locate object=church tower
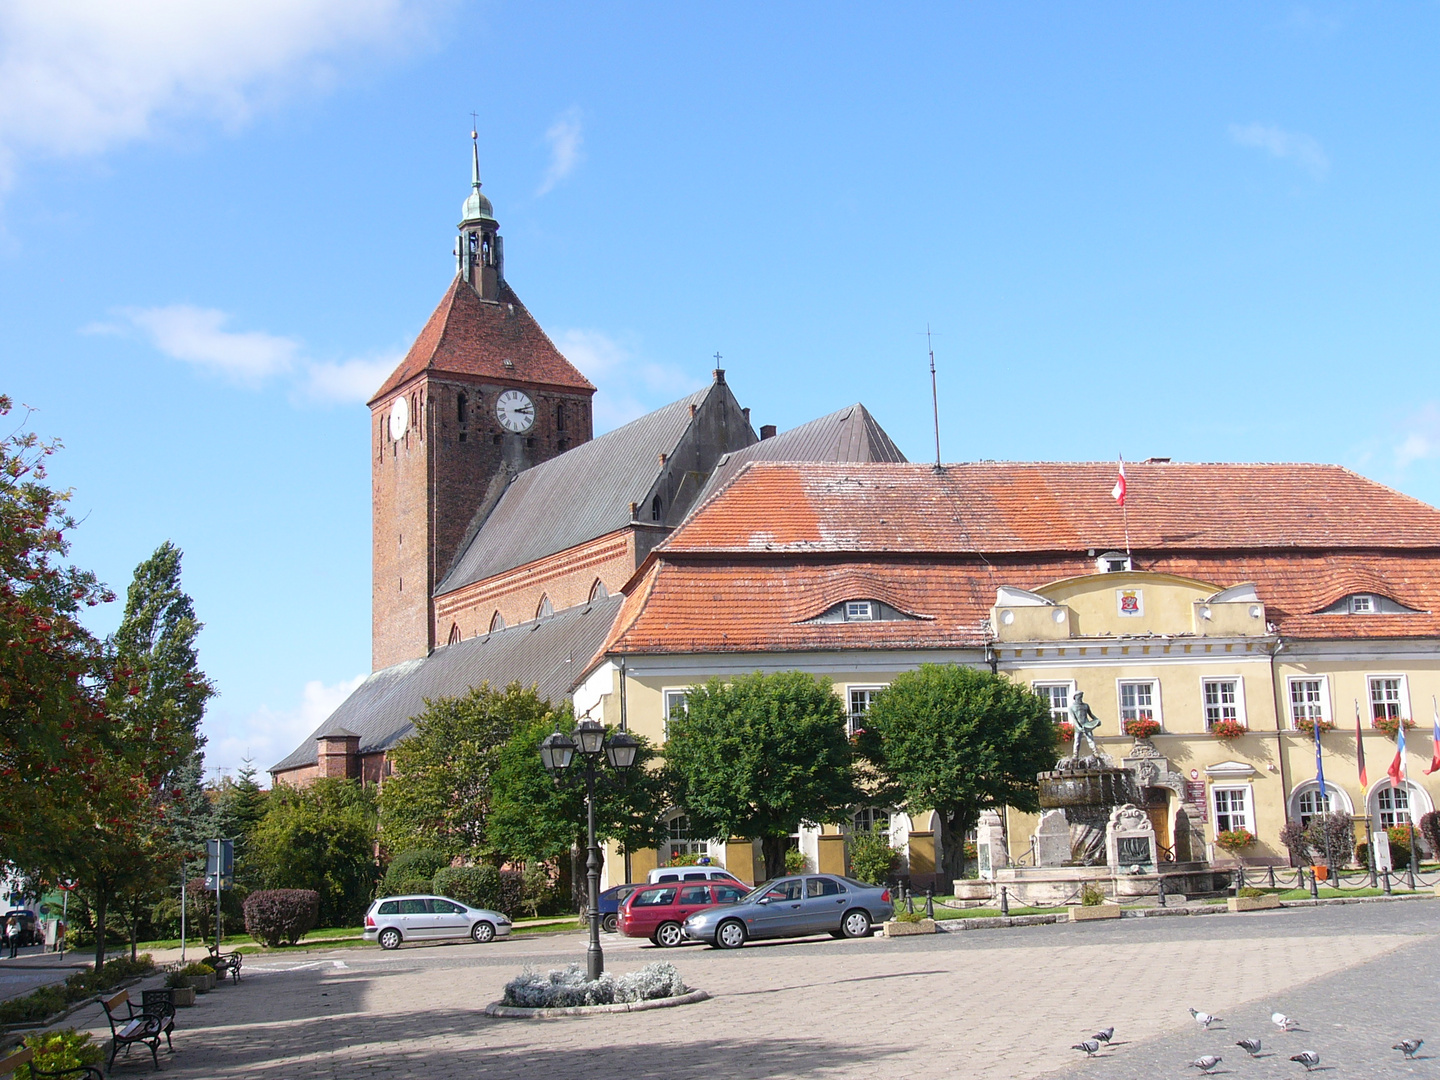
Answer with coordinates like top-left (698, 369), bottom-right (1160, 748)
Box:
top-left (369, 134), bottom-right (596, 671)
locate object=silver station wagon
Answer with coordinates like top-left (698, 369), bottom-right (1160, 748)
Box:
top-left (682, 874), bottom-right (893, 949)
top-left (363, 894), bottom-right (513, 949)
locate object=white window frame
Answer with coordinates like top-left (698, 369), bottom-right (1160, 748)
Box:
top-left (663, 811), bottom-right (709, 864)
top-left (851, 807), bottom-right (891, 836)
top-left (1212, 784), bottom-right (1252, 835)
top-left (846, 685), bottom-right (885, 737)
top-left (1097, 551), bottom-right (1132, 573)
top-left (1290, 780), bottom-right (1352, 826)
top-left (1116, 679), bottom-right (1162, 731)
top-left (1200, 676), bottom-right (1247, 731)
top-left (1350, 594), bottom-right (1374, 613)
top-left (844, 600), bottom-right (875, 622)
top-left (662, 689), bottom-right (689, 739)
top-left (1285, 675), bottom-right (1332, 729)
top-left (1367, 674), bottom-right (1410, 724)
top-left (1032, 681), bottom-right (1076, 724)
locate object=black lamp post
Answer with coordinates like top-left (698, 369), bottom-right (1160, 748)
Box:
top-left (540, 720), bottom-right (638, 980)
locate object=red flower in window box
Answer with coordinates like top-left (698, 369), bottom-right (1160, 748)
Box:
top-left (1123, 718), bottom-right (1161, 739)
top-left (1371, 716), bottom-right (1416, 739)
top-left (1057, 721), bottom-right (1075, 742)
top-left (1216, 828), bottom-right (1256, 851)
top-left (1210, 719), bottom-right (1248, 739)
top-left (1293, 716), bottom-right (1335, 735)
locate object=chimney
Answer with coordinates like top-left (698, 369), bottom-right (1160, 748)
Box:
top-left (629, 501), bottom-right (639, 518)
top-left (658, 453), bottom-right (667, 466)
top-left (1145, 457), bottom-right (1171, 464)
top-left (760, 424), bottom-right (776, 440)
top-left (689, 404), bottom-right (697, 417)
top-left (742, 407), bottom-right (751, 424)
top-left (713, 369), bottom-right (726, 384)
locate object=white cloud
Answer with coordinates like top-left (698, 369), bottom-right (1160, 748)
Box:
top-left (203, 673), bottom-right (365, 783)
top-left (555, 328), bottom-right (696, 432)
top-left (1394, 402), bottom-right (1440, 469)
top-left (0, 0), bottom-right (436, 190)
top-left (125, 304), bottom-right (299, 382)
top-left (98, 304), bottom-right (395, 403)
top-left (302, 356), bottom-right (401, 404)
top-left (536, 108), bottom-right (583, 196)
top-left (1228, 122), bottom-right (1330, 179)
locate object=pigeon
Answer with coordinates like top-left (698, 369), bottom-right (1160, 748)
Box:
top-left (1273, 1011), bottom-right (1297, 1032)
top-left (1236, 1038), bottom-right (1263, 1057)
top-left (1092, 1027), bottom-right (1115, 1044)
top-left (1190, 1008), bottom-right (1222, 1030)
top-left (1290, 1051), bottom-right (1321, 1072)
top-left (1189, 1056), bottom-right (1223, 1075)
top-left (1072, 1040), bottom-right (1101, 1057)
top-left (1394, 1039), bottom-right (1424, 1059)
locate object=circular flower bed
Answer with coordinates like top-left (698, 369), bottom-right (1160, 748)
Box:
top-left (501, 961), bottom-right (688, 1009)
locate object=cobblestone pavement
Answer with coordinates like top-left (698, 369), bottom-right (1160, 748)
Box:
top-left (52, 901), bottom-right (1437, 1080)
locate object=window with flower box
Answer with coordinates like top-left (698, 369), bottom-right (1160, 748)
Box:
top-left (1202, 678), bottom-right (1244, 731)
top-left (1033, 682), bottom-right (1074, 723)
top-left (1212, 787), bottom-right (1251, 833)
top-left (1368, 676), bottom-right (1408, 723)
top-left (1118, 680), bottom-right (1161, 732)
top-left (847, 686), bottom-right (884, 737)
top-left (1287, 677), bottom-right (1330, 729)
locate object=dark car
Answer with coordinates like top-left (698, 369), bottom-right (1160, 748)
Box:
top-left (3, 910), bottom-right (41, 948)
top-left (598, 884), bottom-right (640, 933)
top-left (618, 881), bottom-right (748, 946)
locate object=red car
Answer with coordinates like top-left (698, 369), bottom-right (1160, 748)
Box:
top-left (618, 880), bottom-right (748, 947)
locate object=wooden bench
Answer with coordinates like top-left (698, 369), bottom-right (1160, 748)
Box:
top-left (99, 990), bottom-right (163, 1072)
top-left (207, 945), bottom-right (242, 983)
top-left (0, 1046), bottom-right (105, 1079)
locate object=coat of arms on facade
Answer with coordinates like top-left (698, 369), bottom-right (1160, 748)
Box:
top-left (1117, 589), bottom-right (1143, 617)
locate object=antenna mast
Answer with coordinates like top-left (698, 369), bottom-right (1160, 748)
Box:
top-left (927, 325), bottom-right (941, 466)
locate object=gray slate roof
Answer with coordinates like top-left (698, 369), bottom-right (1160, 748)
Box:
top-left (270, 595), bottom-right (624, 775)
top-left (693, 403), bottom-right (907, 509)
top-left (436, 385), bottom-right (717, 596)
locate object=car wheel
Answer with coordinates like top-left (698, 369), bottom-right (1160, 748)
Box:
top-left (378, 928), bottom-right (402, 950)
top-left (655, 921), bottom-right (685, 948)
top-left (841, 909), bottom-right (871, 939)
top-left (471, 921), bottom-right (495, 943)
top-left (601, 914), bottom-right (618, 934)
top-left (715, 919), bottom-right (747, 950)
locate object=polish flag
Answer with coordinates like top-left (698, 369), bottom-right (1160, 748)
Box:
top-left (1112, 457), bottom-right (1127, 507)
top-left (1387, 721), bottom-right (1407, 788)
top-left (1426, 698), bottom-right (1440, 776)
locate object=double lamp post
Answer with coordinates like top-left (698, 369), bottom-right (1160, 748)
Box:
top-left (539, 720), bottom-right (638, 980)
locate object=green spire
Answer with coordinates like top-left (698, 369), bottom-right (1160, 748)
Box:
top-left (461, 128), bottom-right (495, 224)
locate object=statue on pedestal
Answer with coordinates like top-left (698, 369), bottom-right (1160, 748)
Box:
top-left (1069, 691), bottom-right (1103, 760)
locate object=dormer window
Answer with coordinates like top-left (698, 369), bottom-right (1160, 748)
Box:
top-left (844, 601), bottom-right (875, 622)
top-left (1350, 595), bottom-right (1374, 614)
top-left (1098, 551), bottom-right (1131, 573)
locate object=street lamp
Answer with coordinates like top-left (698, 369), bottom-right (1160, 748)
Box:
top-left (540, 720), bottom-right (638, 979)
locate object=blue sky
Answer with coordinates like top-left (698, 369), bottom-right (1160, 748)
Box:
top-left (3, 2), bottom-right (1439, 782)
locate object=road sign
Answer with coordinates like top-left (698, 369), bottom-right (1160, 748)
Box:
top-left (205, 839), bottom-right (234, 890)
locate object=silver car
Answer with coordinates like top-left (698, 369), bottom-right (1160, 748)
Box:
top-left (681, 874), bottom-right (893, 949)
top-left (363, 894), bottom-right (512, 949)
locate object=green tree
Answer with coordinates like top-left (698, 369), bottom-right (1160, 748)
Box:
top-left (213, 758), bottom-right (269, 890)
top-left (489, 711), bottom-right (670, 904)
top-left (250, 778), bottom-right (378, 926)
top-left (864, 664), bottom-right (1058, 881)
top-left (377, 682), bottom-right (555, 860)
top-left (664, 671), bottom-right (857, 880)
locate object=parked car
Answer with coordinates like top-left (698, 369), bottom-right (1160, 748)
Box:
top-left (2, 910), bottom-right (40, 947)
top-left (618, 880), bottom-right (749, 947)
top-left (646, 866), bottom-right (743, 885)
top-left (682, 875), bottom-right (892, 949)
top-left (363, 895), bottom-right (512, 950)
top-left (598, 884), bottom-right (640, 933)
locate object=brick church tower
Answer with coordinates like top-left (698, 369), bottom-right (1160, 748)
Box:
top-left (369, 136), bottom-right (596, 670)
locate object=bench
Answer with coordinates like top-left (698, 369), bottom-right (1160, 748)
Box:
top-left (207, 944), bottom-right (243, 983)
top-left (0, 1046), bottom-right (105, 1079)
top-left (139, 990), bottom-right (176, 1052)
top-left (99, 990), bottom-right (163, 1072)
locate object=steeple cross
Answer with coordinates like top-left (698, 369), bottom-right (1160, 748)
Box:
top-left (713, 351), bottom-right (722, 364)
top-left (470, 112), bottom-right (479, 137)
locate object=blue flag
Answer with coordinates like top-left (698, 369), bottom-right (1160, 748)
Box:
top-left (1314, 716), bottom-right (1328, 802)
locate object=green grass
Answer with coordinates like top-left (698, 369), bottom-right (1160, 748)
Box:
top-left (1268, 886), bottom-right (1415, 900)
top-left (511, 918), bottom-right (584, 936)
top-left (927, 901), bottom-right (1066, 919)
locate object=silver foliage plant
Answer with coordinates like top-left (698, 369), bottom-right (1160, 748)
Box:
top-left (502, 962), bottom-right (688, 1008)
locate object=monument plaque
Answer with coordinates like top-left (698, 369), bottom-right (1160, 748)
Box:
top-left (1105, 803), bottom-right (1157, 872)
top-left (1033, 809), bottom-right (1072, 867)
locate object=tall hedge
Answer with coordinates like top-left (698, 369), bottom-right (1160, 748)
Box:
top-left (383, 848), bottom-right (449, 895)
top-left (243, 889), bottom-right (319, 947)
top-left (432, 866), bottom-right (523, 916)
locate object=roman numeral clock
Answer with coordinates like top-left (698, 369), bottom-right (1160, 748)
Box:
top-left (495, 389), bottom-right (535, 433)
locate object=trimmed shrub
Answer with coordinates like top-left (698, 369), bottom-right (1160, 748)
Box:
top-left (1079, 883), bottom-right (1105, 907)
top-left (1388, 826), bottom-right (1415, 870)
top-left (0, 957), bottom-right (154, 1026)
top-left (501, 962), bottom-right (687, 1008)
top-left (243, 889), bottom-right (320, 946)
top-left (1279, 821), bottom-right (1311, 867)
top-left (1306, 812), bottom-right (1355, 871)
top-left (1420, 811), bottom-right (1440, 860)
top-left (15, 1029), bottom-right (103, 1080)
top-left (784, 849), bottom-right (809, 875)
top-left (848, 831), bottom-right (899, 885)
top-left (384, 848), bottom-right (449, 895)
top-left (432, 866), bottom-right (524, 916)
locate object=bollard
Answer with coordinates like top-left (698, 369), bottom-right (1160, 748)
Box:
top-left (924, 886), bottom-right (934, 920)
top-left (1000, 886), bottom-right (1010, 917)
top-left (1383, 869), bottom-right (1392, 896)
top-left (1157, 876), bottom-right (1166, 908)
top-left (1268, 865), bottom-right (1276, 890)
top-left (906, 887), bottom-right (915, 915)
top-left (1309, 867), bottom-right (1319, 899)
top-left (1407, 866), bottom-right (1416, 891)
top-left (1233, 867), bottom-right (1243, 896)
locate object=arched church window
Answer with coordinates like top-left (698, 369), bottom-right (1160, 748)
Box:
top-left (536, 595), bottom-right (554, 619)
top-left (589, 578), bottom-right (608, 601)
top-left (489, 611), bottom-right (505, 633)
top-left (447, 623), bottom-right (461, 646)
top-left (651, 495), bottom-right (663, 522)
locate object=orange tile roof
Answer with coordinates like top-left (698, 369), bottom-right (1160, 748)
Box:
top-left (588, 462), bottom-right (1440, 664)
top-left (665, 461), bottom-right (1440, 554)
top-left (370, 277), bottom-right (594, 404)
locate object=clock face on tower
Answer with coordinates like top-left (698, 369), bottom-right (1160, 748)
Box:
top-left (495, 389), bottom-right (535, 433)
top-left (388, 395), bottom-right (409, 440)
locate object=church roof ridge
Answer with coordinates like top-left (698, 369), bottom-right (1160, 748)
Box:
top-left (369, 277), bottom-right (594, 405)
